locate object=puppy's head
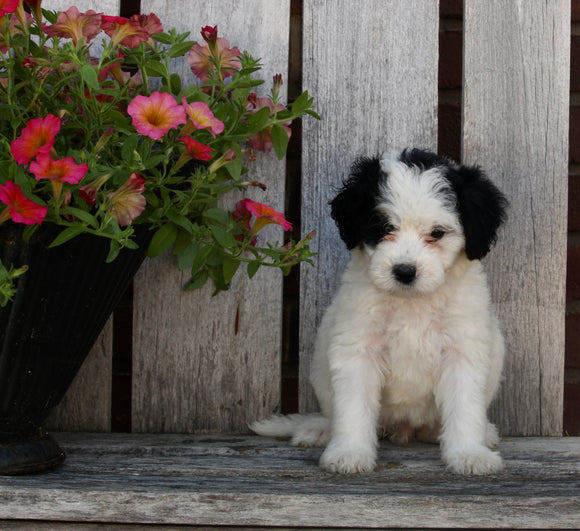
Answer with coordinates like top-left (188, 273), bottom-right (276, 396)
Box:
top-left (330, 148), bottom-right (507, 295)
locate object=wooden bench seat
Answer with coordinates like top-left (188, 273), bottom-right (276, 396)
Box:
top-left (0, 433), bottom-right (578, 529)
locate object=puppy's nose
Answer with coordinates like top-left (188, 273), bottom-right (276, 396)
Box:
top-left (392, 263), bottom-right (417, 284)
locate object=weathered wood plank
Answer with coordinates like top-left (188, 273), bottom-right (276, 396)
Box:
top-left (0, 433), bottom-right (578, 528)
top-left (42, 0), bottom-right (121, 432)
top-left (132, 1), bottom-right (291, 433)
top-left (299, 0), bottom-right (439, 411)
top-left (462, 1), bottom-right (570, 435)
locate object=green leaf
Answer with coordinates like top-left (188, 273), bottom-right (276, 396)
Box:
top-left (177, 242), bottom-right (198, 271)
top-left (62, 207), bottom-right (98, 228)
top-left (246, 106), bottom-right (271, 133)
top-left (191, 244), bottom-right (213, 273)
top-left (169, 41), bottom-right (196, 58)
top-left (144, 60), bottom-right (168, 78)
top-left (106, 240), bottom-right (120, 263)
top-left (79, 63), bottom-right (99, 91)
top-left (271, 123), bottom-right (289, 160)
top-left (151, 32), bottom-right (172, 44)
top-left (247, 260), bottom-right (260, 279)
top-left (184, 269), bottom-right (208, 291)
top-left (204, 207), bottom-right (230, 227)
top-left (168, 73), bottom-right (181, 95)
top-left (147, 223), bottom-right (178, 257)
top-left (49, 226), bottom-right (83, 248)
top-left (209, 224), bottom-right (237, 250)
top-left (222, 256), bottom-right (240, 284)
top-left (121, 135), bottom-right (138, 162)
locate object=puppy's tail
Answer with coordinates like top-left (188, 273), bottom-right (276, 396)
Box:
top-left (249, 413), bottom-right (330, 448)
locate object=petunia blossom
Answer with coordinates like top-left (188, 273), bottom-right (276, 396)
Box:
top-left (180, 136), bottom-right (213, 161)
top-left (201, 25), bottom-right (217, 44)
top-left (187, 37), bottom-right (241, 82)
top-left (43, 7), bottom-right (102, 45)
top-left (127, 91), bottom-right (186, 140)
top-left (30, 154), bottom-right (89, 184)
top-left (10, 114), bottom-right (61, 165)
top-left (233, 198), bottom-right (292, 245)
top-left (181, 98), bottom-right (224, 138)
top-left (129, 13), bottom-right (163, 45)
top-left (101, 15), bottom-right (149, 48)
top-left (107, 173), bottom-right (146, 226)
top-left (246, 96), bottom-right (291, 153)
top-left (0, 180), bottom-right (47, 225)
top-left (0, 0), bottom-right (18, 17)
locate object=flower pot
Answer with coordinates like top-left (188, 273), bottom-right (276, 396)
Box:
top-left (0, 222), bottom-right (151, 475)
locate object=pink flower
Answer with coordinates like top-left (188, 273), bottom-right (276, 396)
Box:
top-left (79, 172), bottom-right (112, 205)
top-left (233, 198), bottom-right (292, 244)
top-left (129, 13), bottom-right (163, 44)
top-left (10, 114), bottom-right (61, 165)
top-left (43, 7), bottom-right (102, 45)
top-left (0, 180), bottom-right (47, 225)
top-left (127, 91), bottom-right (186, 140)
top-left (180, 136), bottom-right (213, 161)
top-left (107, 173), bottom-right (146, 226)
top-left (101, 15), bottom-right (149, 48)
top-left (0, 0), bottom-right (18, 17)
top-left (29, 154), bottom-right (89, 184)
top-left (187, 37), bottom-right (241, 82)
top-left (181, 98), bottom-right (224, 138)
top-left (247, 96), bottom-right (291, 153)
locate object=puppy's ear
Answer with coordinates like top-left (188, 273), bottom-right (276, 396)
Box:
top-left (448, 165), bottom-right (508, 260)
top-left (330, 156), bottom-right (384, 250)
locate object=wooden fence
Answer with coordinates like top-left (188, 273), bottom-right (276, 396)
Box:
top-left (45, 0), bottom-right (570, 437)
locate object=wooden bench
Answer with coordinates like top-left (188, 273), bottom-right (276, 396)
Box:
top-left (0, 433), bottom-right (578, 529)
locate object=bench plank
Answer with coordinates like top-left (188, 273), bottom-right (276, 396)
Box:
top-left (0, 434), bottom-right (578, 528)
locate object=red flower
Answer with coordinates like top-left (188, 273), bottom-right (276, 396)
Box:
top-left (180, 136), bottom-right (213, 161)
top-left (127, 91), bottom-right (186, 140)
top-left (107, 173), bottom-right (146, 226)
top-left (0, 0), bottom-right (18, 17)
top-left (233, 198), bottom-right (292, 245)
top-left (29, 154), bottom-right (89, 184)
top-left (43, 7), bottom-right (102, 45)
top-left (0, 180), bottom-right (47, 225)
top-left (10, 114), bottom-right (61, 165)
top-left (201, 25), bottom-right (217, 43)
top-left (101, 15), bottom-right (149, 48)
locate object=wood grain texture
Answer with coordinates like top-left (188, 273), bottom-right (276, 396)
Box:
top-left (132, 1), bottom-right (291, 433)
top-left (299, 0), bottom-right (439, 411)
top-left (462, 1), bottom-right (570, 436)
top-left (0, 433), bottom-right (578, 528)
top-left (41, 0), bottom-right (120, 433)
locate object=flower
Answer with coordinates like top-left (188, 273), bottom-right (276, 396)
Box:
top-left (10, 114), bottom-right (61, 165)
top-left (187, 37), bottom-right (241, 82)
top-left (107, 173), bottom-right (146, 226)
top-left (181, 98), bottom-right (224, 138)
top-left (30, 154), bottom-right (89, 184)
top-left (0, 0), bottom-right (18, 17)
top-left (180, 136), bottom-right (213, 161)
top-left (101, 15), bottom-right (149, 48)
top-left (201, 25), bottom-right (217, 43)
top-left (0, 180), bottom-right (47, 225)
top-left (43, 7), bottom-right (102, 45)
top-left (247, 97), bottom-right (291, 153)
top-left (127, 91), bottom-right (186, 140)
top-left (130, 13), bottom-right (163, 44)
top-left (235, 198), bottom-right (292, 235)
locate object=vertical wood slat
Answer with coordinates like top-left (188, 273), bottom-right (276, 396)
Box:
top-left (43, 0), bottom-right (121, 432)
top-left (132, 0), bottom-right (290, 433)
top-left (299, 0), bottom-right (440, 411)
top-left (462, 1), bottom-right (570, 435)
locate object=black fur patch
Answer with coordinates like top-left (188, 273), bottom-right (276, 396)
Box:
top-left (330, 156), bottom-right (390, 250)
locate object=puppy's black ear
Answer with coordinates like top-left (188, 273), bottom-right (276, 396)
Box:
top-left (447, 165), bottom-right (508, 260)
top-left (330, 156), bottom-right (384, 250)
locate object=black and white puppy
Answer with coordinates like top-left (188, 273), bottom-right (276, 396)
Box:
top-left (252, 148), bottom-right (508, 475)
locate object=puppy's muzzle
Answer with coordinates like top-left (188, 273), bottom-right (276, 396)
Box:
top-left (392, 263), bottom-right (417, 285)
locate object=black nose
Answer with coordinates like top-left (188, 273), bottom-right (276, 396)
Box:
top-left (392, 263), bottom-right (417, 284)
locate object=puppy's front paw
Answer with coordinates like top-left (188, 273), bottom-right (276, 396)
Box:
top-left (319, 443), bottom-right (376, 474)
top-left (444, 444), bottom-right (503, 475)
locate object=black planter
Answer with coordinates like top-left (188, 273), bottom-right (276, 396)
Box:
top-left (0, 222), bottom-right (151, 475)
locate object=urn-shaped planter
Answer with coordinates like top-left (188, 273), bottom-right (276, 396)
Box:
top-left (0, 222), bottom-right (151, 475)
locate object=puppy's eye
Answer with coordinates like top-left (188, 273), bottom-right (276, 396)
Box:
top-left (429, 229), bottom-right (446, 240)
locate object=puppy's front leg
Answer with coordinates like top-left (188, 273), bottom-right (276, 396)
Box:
top-left (320, 353), bottom-right (381, 474)
top-left (436, 349), bottom-right (503, 475)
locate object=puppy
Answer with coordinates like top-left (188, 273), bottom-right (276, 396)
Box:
top-left (251, 148), bottom-right (508, 475)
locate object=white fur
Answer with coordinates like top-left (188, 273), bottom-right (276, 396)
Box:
top-left (251, 154), bottom-right (505, 475)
